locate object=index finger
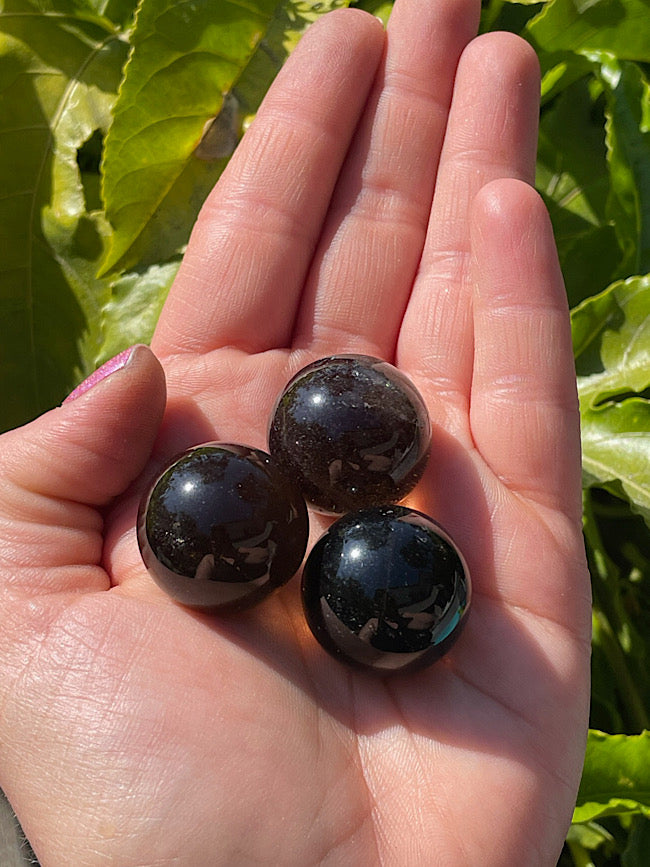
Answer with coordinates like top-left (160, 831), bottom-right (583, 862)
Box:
top-left (152, 10), bottom-right (385, 358)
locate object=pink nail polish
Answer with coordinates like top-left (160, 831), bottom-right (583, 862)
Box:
top-left (63, 345), bottom-right (139, 403)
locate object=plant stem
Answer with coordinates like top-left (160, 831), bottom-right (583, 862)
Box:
top-left (567, 839), bottom-right (596, 867)
top-left (583, 491), bottom-right (650, 732)
top-left (592, 609), bottom-right (649, 732)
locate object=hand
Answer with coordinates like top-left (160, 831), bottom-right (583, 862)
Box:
top-left (0, 1), bottom-right (592, 864)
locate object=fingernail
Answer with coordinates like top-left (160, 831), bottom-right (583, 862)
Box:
top-left (63, 345), bottom-right (140, 403)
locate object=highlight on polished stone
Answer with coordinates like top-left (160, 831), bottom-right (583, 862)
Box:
top-left (301, 505), bottom-right (470, 673)
top-left (268, 355), bottom-right (431, 514)
top-left (138, 443), bottom-right (309, 611)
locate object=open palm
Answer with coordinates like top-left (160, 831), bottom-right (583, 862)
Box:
top-left (0, 1), bottom-right (592, 864)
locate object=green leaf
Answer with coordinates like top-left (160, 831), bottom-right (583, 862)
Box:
top-left (88, 0), bottom-right (140, 28)
top-left (0, 0), bottom-right (128, 430)
top-left (22, 0), bottom-right (131, 31)
top-left (99, 0), bottom-right (270, 274)
top-left (84, 0), bottom-right (139, 27)
top-left (574, 275), bottom-right (650, 408)
top-left (527, 0), bottom-right (650, 63)
top-left (536, 76), bottom-right (622, 305)
top-left (0, 0), bottom-right (349, 428)
top-left (479, 0), bottom-right (546, 38)
top-left (554, 224), bottom-right (622, 309)
top-left (537, 78), bottom-right (610, 230)
top-left (600, 59), bottom-right (650, 277)
top-left (573, 275), bottom-right (650, 523)
top-left (581, 400), bottom-right (650, 523)
top-left (100, 0), bottom-right (345, 275)
top-left (566, 821), bottom-right (617, 859)
top-left (573, 730), bottom-right (650, 823)
top-left (97, 0), bottom-right (353, 354)
top-left (96, 260), bottom-right (179, 364)
top-left (538, 50), bottom-right (595, 104)
top-left (233, 0), bottom-right (351, 126)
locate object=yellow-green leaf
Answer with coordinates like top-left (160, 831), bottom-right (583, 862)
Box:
top-left (574, 730), bottom-right (650, 823)
top-left (99, 0), bottom-right (285, 275)
top-left (0, 0), bottom-right (127, 430)
top-left (528, 0), bottom-right (650, 62)
top-left (573, 275), bottom-right (650, 523)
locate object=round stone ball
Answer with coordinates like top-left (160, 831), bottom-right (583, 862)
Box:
top-left (302, 505), bottom-right (470, 673)
top-left (268, 355), bottom-right (431, 514)
top-left (138, 443), bottom-right (309, 611)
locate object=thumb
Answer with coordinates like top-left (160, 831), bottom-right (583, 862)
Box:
top-left (1, 345), bottom-right (166, 507)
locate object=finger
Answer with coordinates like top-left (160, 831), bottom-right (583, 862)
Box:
top-left (0, 346), bottom-right (166, 596)
top-left (469, 179), bottom-right (582, 520)
top-left (152, 10), bottom-right (385, 358)
top-left (399, 33), bottom-right (540, 424)
top-left (292, 0), bottom-right (480, 358)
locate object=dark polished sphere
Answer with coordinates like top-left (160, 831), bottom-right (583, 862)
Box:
top-left (268, 355), bottom-right (431, 514)
top-left (302, 506), bottom-right (470, 673)
top-left (138, 443), bottom-right (309, 611)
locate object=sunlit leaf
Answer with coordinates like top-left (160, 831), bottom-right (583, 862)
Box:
top-left (538, 50), bottom-right (594, 103)
top-left (527, 0), bottom-right (650, 62)
top-left (573, 276), bottom-right (650, 523)
top-left (566, 821), bottom-right (617, 860)
top-left (97, 260), bottom-right (179, 364)
top-left (574, 730), bottom-right (650, 823)
top-left (580, 400), bottom-right (650, 524)
top-left (0, 0), bottom-right (127, 430)
top-left (233, 0), bottom-right (350, 126)
top-left (99, 0), bottom-right (272, 274)
top-left (100, 0), bottom-right (347, 275)
top-left (574, 275), bottom-right (650, 407)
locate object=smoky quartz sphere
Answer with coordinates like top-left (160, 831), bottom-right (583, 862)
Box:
top-left (138, 443), bottom-right (309, 611)
top-left (268, 355), bottom-right (431, 514)
top-left (302, 505), bottom-right (470, 673)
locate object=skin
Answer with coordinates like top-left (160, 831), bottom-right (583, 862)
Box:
top-left (0, 1), bottom-right (592, 865)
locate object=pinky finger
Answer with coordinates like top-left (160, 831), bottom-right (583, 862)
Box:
top-left (469, 179), bottom-right (582, 521)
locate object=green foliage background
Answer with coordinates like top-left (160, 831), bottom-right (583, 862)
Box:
top-left (1, 0), bottom-right (649, 863)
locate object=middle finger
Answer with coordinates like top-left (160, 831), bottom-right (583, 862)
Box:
top-left (292, 0), bottom-right (480, 358)
top-left (399, 32), bottom-right (541, 425)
